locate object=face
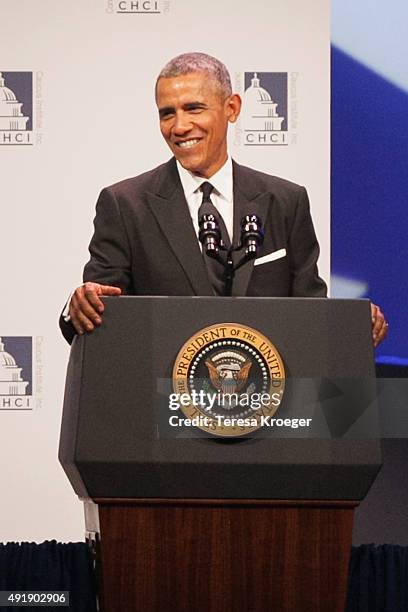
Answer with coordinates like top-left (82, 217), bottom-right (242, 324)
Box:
top-left (156, 72), bottom-right (241, 178)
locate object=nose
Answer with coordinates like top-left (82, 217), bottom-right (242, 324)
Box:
top-left (173, 111), bottom-right (192, 135)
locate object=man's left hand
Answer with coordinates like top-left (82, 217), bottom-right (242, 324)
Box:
top-left (371, 303), bottom-right (388, 347)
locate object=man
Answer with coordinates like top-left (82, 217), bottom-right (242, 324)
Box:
top-left (60, 52), bottom-right (387, 345)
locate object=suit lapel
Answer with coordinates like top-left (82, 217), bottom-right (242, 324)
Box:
top-left (231, 161), bottom-right (271, 296)
top-left (146, 159), bottom-right (213, 296)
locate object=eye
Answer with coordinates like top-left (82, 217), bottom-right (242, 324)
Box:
top-left (185, 104), bottom-right (206, 114)
top-left (159, 109), bottom-right (175, 120)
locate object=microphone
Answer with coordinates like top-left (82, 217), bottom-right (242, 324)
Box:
top-left (240, 215), bottom-right (264, 258)
top-left (198, 213), bottom-right (222, 259)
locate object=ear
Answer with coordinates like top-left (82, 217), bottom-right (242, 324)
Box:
top-left (226, 94), bottom-right (242, 123)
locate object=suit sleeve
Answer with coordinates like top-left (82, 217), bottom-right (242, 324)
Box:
top-left (82, 187), bottom-right (133, 290)
top-left (288, 187), bottom-right (327, 297)
top-left (59, 187), bottom-right (134, 344)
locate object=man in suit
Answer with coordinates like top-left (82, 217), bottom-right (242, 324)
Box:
top-left (60, 52), bottom-right (387, 345)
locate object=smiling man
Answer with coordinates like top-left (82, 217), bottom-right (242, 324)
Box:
top-left (156, 69), bottom-right (241, 178)
top-left (60, 52), bottom-right (387, 346)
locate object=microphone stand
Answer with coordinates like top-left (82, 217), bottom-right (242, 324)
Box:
top-left (199, 214), bottom-right (264, 296)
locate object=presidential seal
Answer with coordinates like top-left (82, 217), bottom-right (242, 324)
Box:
top-left (172, 323), bottom-right (285, 437)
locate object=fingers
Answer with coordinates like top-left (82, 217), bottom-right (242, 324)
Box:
top-left (69, 288), bottom-right (101, 335)
top-left (95, 284), bottom-right (122, 313)
top-left (99, 284), bottom-right (123, 295)
top-left (371, 303), bottom-right (389, 348)
top-left (69, 282), bottom-right (122, 335)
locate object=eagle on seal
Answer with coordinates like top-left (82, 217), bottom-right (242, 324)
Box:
top-left (205, 358), bottom-right (252, 395)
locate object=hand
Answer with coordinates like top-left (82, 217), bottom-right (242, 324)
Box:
top-left (371, 302), bottom-right (388, 348)
top-left (69, 282), bottom-right (122, 335)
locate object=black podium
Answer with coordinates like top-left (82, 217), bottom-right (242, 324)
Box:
top-left (59, 297), bottom-right (381, 612)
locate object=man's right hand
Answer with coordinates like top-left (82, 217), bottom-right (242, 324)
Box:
top-left (69, 282), bottom-right (122, 335)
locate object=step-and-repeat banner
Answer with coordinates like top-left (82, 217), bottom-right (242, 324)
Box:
top-left (0, 0), bottom-right (330, 541)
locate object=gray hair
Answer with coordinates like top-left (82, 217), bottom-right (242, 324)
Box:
top-left (156, 52), bottom-right (232, 98)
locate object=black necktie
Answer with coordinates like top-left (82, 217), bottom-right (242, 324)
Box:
top-left (198, 182), bottom-right (230, 295)
top-left (198, 182), bottom-right (231, 249)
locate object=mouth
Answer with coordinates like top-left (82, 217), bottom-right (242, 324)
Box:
top-left (175, 138), bottom-right (201, 149)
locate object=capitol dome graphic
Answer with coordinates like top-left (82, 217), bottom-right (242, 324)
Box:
top-left (0, 337), bottom-right (29, 395)
top-left (244, 73), bottom-right (285, 131)
top-left (0, 73), bottom-right (29, 131)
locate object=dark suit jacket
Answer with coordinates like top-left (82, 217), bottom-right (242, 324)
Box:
top-left (60, 157), bottom-right (327, 343)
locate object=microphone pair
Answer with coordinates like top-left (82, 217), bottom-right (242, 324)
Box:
top-left (198, 214), bottom-right (264, 262)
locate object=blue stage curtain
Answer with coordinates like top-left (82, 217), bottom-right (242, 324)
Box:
top-left (0, 541), bottom-right (96, 612)
top-left (1, 541), bottom-right (408, 610)
top-left (376, 363), bottom-right (408, 378)
top-left (347, 545), bottom-right (408, 612)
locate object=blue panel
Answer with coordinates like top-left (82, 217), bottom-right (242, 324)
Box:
top-left (331, 46), bottom-right (408, 359)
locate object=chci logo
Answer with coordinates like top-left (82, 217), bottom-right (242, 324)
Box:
top-left (173, 323), bottom-right (285, 437)
top-left (243, 72), bottom-right (288, 146)
top-left (0, 72), bottom-right (33, 146)
top-left (107, 1), bottom-right (164, 14)
top-left (0, 337), bottom-right (33, 409)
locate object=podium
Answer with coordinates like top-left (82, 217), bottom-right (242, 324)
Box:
top-left (59, 297), bottom-right (381, 612)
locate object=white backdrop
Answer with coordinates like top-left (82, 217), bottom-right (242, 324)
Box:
top-left (0, 0), bottom-right (330, 542)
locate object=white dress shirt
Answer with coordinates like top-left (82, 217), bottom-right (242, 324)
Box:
top-left (176, 156), bottom-right (234, 243)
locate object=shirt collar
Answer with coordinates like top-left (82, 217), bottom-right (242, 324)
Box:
top-left (176, 155), bottom-right (233, 201)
